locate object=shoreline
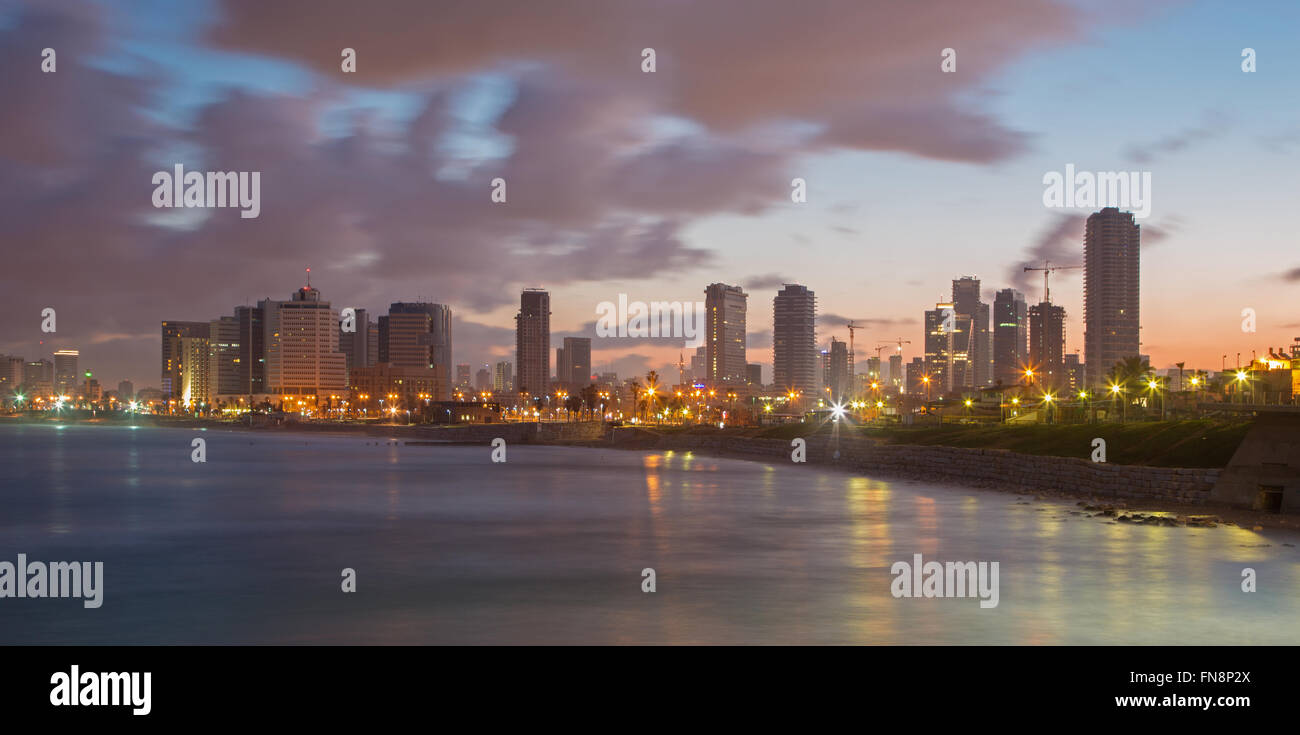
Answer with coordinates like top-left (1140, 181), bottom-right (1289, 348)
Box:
top-left (6, 415), bottom-right (1298, 532)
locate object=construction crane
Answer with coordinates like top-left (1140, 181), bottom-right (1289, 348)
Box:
top-left (846, 321), bottom-right (865, 377)
top-left (1023, 260), bottom-right (1082, 303)
top-left (879, 337), bottom-right (912, 353)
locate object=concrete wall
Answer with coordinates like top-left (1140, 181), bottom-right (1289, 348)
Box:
top-left (1211, 413), bottom-right (1300, 512)
top-left (613, 430), bottom-right (1219, 504)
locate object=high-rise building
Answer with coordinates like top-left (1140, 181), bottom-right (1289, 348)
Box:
top-left (24, 359), bottom-right (53, 392)
top-left (924, 302), bottom-right (956, 393)
top-left (906, 357), bottom-right (925, 396)
top-left (952, 277), bottom-right (990, 388)
top-left (515, 289), bottom-right (550, 396)
top-left (494, 361), bottom-right (513, 392)
top-left (746, 363), bottom-right (762, 385)
top-left (338, 308), bottom-right (377, 372)
top-left (827, 338), bottom-right (850, 401)
top-left (772, 284), bottom-right (817, 396)
top-left (866, 356), bottom-right (881, 381)
top-left (380, 302), bottom-right (452, 399)
top-left (557, 337), bottom-right (591, 389)
top-left (234, 306), bottom-right (265, 395)
top-left (888, 352), bottom-right (904, 389)
top-left (179, 335), bottom-right (210, 406)
top-left (162, 321), bottom-right (209, 400)
top-left (1064, 353), bottom-right (1083, 392)
top-left (208, 316), bottom-right (242, 400)
top-left (0, 355), bottom-right (22, 391)
top-left (260, 283), bottom-right (347, 398)
top-left (475, 367), bottom-right (492, 392)
top-left (1084, 207), bottom-right (1140, 386)
top-left (705, 283), bottom-right (747, 384)
top-left (1028, 302), bottom-right (1067, 393)
top-left (455, 364), bottom-right (471, 389)
top-left (53, 349), bottom-right (80, 394)
top-left (993, 288), bottom-right (1028, 387)
top-left (117, 380), bottom-right (134, 399)
top-left (690, 346), bottom-right (706, 384)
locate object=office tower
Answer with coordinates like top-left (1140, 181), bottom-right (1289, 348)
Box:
top-left (827, 338), bottom-right (850, 401)
top-left (1064, 353), bottom-right (1083, 392)
top-left (117, 380), bottom-right (134, 399)
top-left (53, 349), bottom-right (80, 394)
top-left (260, 283), bottom-right (348, 398)
top-left (0, 355), bottom-right (22, 390)
top-left (381, 302), bottom-right (453, 399)
top-left (705, 283), bottom-right (748, 384)
top-left (456, 364), bottom-right (471, 389)
top-left (747, 363), bottom-right (762, 385)
top-left (888, 352), bottom-right (903, 388)
top-left (993, 288), bottom-right (1028, 386)
top-left (690, 346), bottom-right (706, 384)
top-left (494, 361), bottom-right (513, 392)
top-left (208, 316), bottom-right (242, 400)
top-left (162, 321), bottom-right (209, 400)
top-left (234, 305), bottom-right (265, 395)
top-left (906, 357), bottom-right (925, 395)
top-left (1028, 302), bottom-right (1067, 392)
top-left (178, 335), bottom-right (209, 405)
top-left (515, 289), bottom-right (550, 396)
top-left (475, 367), bottom-right (491, 392)
top-left (772, 284), bottom-right (817, 396)
top-left (1084, 207), bottom-right (1141, 386)
top-left (24, 359), bottom-right (53, 392)
top-left (924, 302), bottom-right (956, 393)
top-left (951, 276), bottom-right (990, 387)
top-left (558, 337), bottom-right (591, 389)
top-left (338, 308), bottom-right (376, 372)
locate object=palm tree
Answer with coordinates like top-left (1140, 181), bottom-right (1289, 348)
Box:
top-left (1106, 356), bottom-right (1150, 387)
top-left (627, 379), bottom-right (643, 421)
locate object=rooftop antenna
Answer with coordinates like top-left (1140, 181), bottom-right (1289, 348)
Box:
top-left (305, 267), bottom-right (311, 288)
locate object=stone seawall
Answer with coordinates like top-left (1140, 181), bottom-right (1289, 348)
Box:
top-left (612, 430), bottom-right (1220, 504)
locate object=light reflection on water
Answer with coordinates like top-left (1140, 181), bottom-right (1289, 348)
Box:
top-left (0, 423), bottom-right (1297, 645)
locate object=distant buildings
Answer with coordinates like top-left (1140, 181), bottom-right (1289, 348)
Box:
top-left (1028, 301), bottom-right (1067, 392)
top-left (475, 366), bottom-right (492, 392)
top-left (746, 363), bottom-right (762, 386)
top-left (952, 277), bottom-right (990, 387)
top-left (888, 352), bottom-right (904, 389)
top-left (338, 307), bottom-right (378, 372)
top-left (924, 302), bottom-right (956, 393)
top-left (827, 337), bottom-right (850, 401)
top-left (208, 315), bottom-right (241, 401)
top-left (772, 284), bottom-right (817, 396)
top-left (515, 289), bottom-right (550, 396)
top-left (494, 361), bottom-right (513, 392)
top-left (993, 288), bottom-right (1028, 387)
top-left (556, 337), bottom-right (592, 389)
top-left (1084, 207), bottom-right (1141, 386)
top-left (160, 322), bottom-right (207, 401)
top-left (705, 282), bottom-right (748, 384)
top-left (53, 349), bottom-right (80, 394)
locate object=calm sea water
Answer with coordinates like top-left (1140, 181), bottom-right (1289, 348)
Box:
top-left (1, 422), bottom-right (1297, 644)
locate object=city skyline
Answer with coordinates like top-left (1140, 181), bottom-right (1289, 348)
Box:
top-left (2, 0), bottom-right (1300, 389)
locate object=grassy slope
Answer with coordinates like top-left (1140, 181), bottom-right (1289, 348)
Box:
top-left (655, 420), bottom-right (1252, 468)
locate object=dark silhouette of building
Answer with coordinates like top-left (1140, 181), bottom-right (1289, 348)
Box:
top-left (772, 284), bottom-right (817, 396)
top-left (993, 288), bottom-right (1028, 386)
top-left (515, 289), bottom-right (551, 397)
top-left (1084, 207), bottom-right (1140, 386)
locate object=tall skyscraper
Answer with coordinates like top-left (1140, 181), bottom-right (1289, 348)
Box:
top-left (1028, 302), bottom-right (1067, 393)
top-left (117, 380), bottom-right (134, 399)
top-left (888, 352), bottom-right (904, 388)
top-left (952, 276), bottom-right (990, 388)
top-left (993, 288), bottom-right (1028, 386)
top-left (53, 349), bottom-right (80, 394)
top-left (208, 315), bottom-right (242, 400)
top-left (179, 335), bottom-right (210, 406)
top-left (1084, 207), bottom-right (1140, 386)
top-left (260, 283), bottom-right (347, 398)
top-left (234, 305), bottom-right (265, 395)
top-left (746, 363), bottom-right (762, 385)
top-left (24, 359), bottom-right (53, 392)
top-left (380, 302), bottom-right (452, 399)
top-left (705, 283), bottom-right (747, 384)
top-left (772, 284), bottom-right (817, 397)
top-left (456, 364), bottom-right (471, 389)
top-left (475, 366), bottom-right (492, 392)
top-left (827, 338), bottom-right (850, 401)
top-left (515, 289), bottom-right (550, 396)
top-left (162, 321), bottom-right (209, 400)
top-left (924, 302), bottom-right (957, 393)
top-left (0, 356), bottom-right (22, 391)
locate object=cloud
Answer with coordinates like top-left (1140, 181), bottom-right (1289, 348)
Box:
top-left (742, 273), bottom-right (792, 290)
top-left (1124, 111), bottom-right (1229, 164)
top-left (1006, 214), bottom-right (1086, 294)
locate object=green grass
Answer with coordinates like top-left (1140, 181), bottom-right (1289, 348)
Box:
top-left (855, 420), bottom-right (1251, 468)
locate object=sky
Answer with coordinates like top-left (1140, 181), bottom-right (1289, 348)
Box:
top-left (2, 0), bottom-right (1298, 389)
